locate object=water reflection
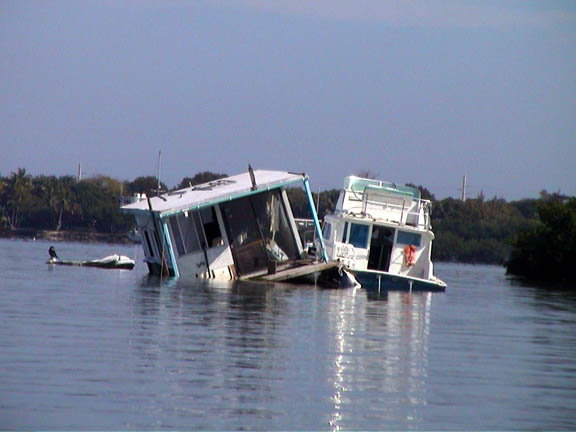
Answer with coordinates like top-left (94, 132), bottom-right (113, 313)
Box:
top-left (325, 288), bottom-right (434, 431)
top-left (129, 269), bottom-right (576, 430)
top-left (5, 241), bottom-right (576, 429)
top-left (129, 276), bottom-right (438, 429)
top-left (128, 277), bottom-right (299, 428)
top-left (506, 279), bottom-right (576, 429)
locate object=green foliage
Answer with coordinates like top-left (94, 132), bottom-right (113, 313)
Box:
top-left (0, 167), bottom-right (568, 269)
top-left (0, 170), bottom-right (230, 234)
top-left (285, 188), bottom-right (309, 218)
top-left (2, 168), bottom-right (34, 229)
top-left (0, 170), bottom-right (132, 233)
top-left (316, 189), bottom-right (341, 220)
top-left (69, 180), bottom-right (132, 232)
top-left (507, 198), bottom-right (576, 282)
top-left (431, 196), bottom-right (537, 264)
top-left (176, 171), bottom-right (227, 189)
top-left (290, 185), bottom-right (546, 265)
top-left (286, 188), bottom-right (340, 220)
top-left (126, 176), bottom-right (168, 197)
top-left (405, 183), bottom-right (436, 201)
top-left (510, 198), bottom-right (538, 220)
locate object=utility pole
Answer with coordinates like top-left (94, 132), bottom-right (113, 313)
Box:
top-left (77, 163), bottom-right (82, 181)
top-left (461, 174), bottom-right (467, 202)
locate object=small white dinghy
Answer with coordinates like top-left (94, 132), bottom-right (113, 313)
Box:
top-left (46, 246), bottom-right (135, 270)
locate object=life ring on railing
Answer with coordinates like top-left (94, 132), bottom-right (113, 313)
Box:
top-left (404, 245), bottom-right (416, 267)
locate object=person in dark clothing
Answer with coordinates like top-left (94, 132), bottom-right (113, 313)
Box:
top-left (49, 246), bottom-right (59, 260)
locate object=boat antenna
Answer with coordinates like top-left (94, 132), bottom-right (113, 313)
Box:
top-left (156, 150), bottom-right (162, 196)
top-left (248, 164), bottom-right (257, 190)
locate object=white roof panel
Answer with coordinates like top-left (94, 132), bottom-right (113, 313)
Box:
top-left (122, 170), bottom-right (305, 215)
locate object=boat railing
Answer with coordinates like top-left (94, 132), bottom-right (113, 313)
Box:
top-left (340, 193), bottom-right (432, 230)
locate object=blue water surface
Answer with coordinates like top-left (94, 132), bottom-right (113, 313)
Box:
top-left (1, 238), bottom-right (575, 430)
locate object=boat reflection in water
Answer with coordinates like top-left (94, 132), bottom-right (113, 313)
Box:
top-left (326, 289), bottom-right (433, 431)
top-left (128, 274), bottom-right (435, 430)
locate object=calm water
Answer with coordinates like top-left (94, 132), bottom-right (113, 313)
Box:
top-left (1, 238), bottom-right (575, 430)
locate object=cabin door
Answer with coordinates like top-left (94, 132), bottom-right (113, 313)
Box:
top-left (220, 197), bottom-right (270, 276)
top-left (220, 190), bottom-right (300, 276)
top-left (368, 226), bottom-right (394, 272)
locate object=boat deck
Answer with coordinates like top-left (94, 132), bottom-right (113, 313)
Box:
top-left (255, 260), bottom-right (339, 282)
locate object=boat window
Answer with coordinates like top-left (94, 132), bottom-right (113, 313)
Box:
top-left (295, 219), bottom-right (315, 245)
top-left (192, 212), bottom-right (208, 250)
top-left (220, 195), bottom-right (269, 275)
top-left (341, 222), bottom-right (349, 243)
top-left (396, 230), bottom-right (421, 247)
top-left (177, 213), bottom-right (202, 253)
top-left (144, 230), bottom-right (154, 257)
top-left (200, 206), bottom-right (224, 248)
top-left (220, 189), bottom-right (299, 275)
top-left (322, 222), bottom-right (332, 241)
top-left (349, 223), bottom-right (369, 249)
top-left (152, 228), bottom-right (166, 259)
top-left (251, 190), bottom-right (300, 261)
top-left (168, 216), bottom-right (186, 256)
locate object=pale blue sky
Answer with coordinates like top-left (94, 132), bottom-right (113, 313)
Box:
top-left (1, 0), bottom-right (575, 199)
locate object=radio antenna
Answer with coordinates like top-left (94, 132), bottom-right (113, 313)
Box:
top-left (156, 150), bottom-right (162, 196)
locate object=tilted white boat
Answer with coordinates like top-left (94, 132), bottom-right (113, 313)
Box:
top-left (318, 176), bottom-right (446, 292)
top-left (121, 168), bottom-right (357, 288)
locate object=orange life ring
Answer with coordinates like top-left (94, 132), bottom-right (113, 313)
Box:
top-left (404, 245), bottom-right (416, 267)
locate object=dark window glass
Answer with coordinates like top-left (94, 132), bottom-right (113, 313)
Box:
top-left (349, 223), bottom-right (369, 249)
top-left (341, 222), bottom-right (349, 243)
top-left (192, 212), bottom-right (207, 249)
top-left (368, 226), bottom-right (394, 271)
top-left (200, 207), bottom-right (224, 248)
top-left (396, 230), bottom-right (421, 246)
top-left (144, 230), bottom-right (154, 257)
top-left (322, 223), bottom-right (332, 241)
top-left (168, 216), bottom-right (185, 256)
top-left (153, 229), bottom-right (163, 257)
top-left (178, 213), bottom-right (202, 253)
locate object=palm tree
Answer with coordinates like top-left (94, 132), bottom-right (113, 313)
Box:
top-left (0, 175), bottom-right (8, 228)
top-left (43, 176), bottom-right (75, 231)
top-left (54, 179), bottom-right (73, 231)
top-left (5, 168), bottom-right (33, 229)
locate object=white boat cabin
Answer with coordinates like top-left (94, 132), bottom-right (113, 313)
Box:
top-left (121, 170), bottom-right (325, 280)
top-left (321, 176), bottom-right (439, 284)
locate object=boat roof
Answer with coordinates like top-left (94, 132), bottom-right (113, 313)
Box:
top-left (122, 170), bottom-right (306, 217)
top-left (343, 176), bottom-right (421, 200)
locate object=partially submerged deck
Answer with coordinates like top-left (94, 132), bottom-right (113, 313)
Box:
top-left (254, 260), bottom-right (340, 282)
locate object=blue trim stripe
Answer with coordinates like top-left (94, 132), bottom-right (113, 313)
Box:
top-left (304, 178), bottom-right (328, 262)
top-left (162, 221), bottom-right (180, 278)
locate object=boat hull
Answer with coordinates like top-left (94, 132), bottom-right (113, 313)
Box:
top-left (47, 256), bottom-right (135, 270)
top-left (354, 270), bottom-right (446, 292)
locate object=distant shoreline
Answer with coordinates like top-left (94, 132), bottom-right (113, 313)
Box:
top-left (0, 228), bottom-right (132, 245)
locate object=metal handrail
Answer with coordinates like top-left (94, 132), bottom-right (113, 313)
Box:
top-left (340, 196), bottom-right (432, 230)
